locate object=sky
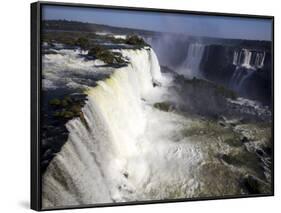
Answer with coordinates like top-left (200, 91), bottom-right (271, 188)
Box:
top-left (42, 5), bottom-right (272, 41)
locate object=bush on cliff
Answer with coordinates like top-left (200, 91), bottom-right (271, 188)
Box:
top-left (50, 96), bottom-right (84, 120)
top-left (153, 102), bottom-right (173, 112)
top-left (49, 98), bottom-right (61, 106)
top-left (125, 35), bottom-right (148, 47)
top-left (88, 45), bottom-right (125, 65)
top-left (75, 37), bottom-right (89, 50)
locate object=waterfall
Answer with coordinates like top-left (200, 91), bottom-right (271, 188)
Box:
top-left (241, 49), bottom-right (252, 69)
top-left (254, 51), bottom-right (266, 68)
top-left (42, 47), bottom-right (212, 208)
top-left (178, 43), bottom-right (205, 77)
top-left (232, 49), bottom-right (265, 69)
top-left (232, 51), bottom-right (239, 65)
top-left (230, 49), bottom-right (265, 90)
top-left (42, 48), bottom-right (164, 207)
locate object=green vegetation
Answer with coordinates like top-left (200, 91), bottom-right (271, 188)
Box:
top-left (125, 35), bottom-right (148, 46)
top-left (87, 45), bottom-right (104, 56)
top-left (88, 44), bottom-right (125, 65)
top-left (54, 110), bottom-right (75, 119)
top-left (153, 102), bottom-right (173, 112)
top-left (49, 96), bottom-right (84, 120)
top-left (42, 31), bottom-right (149, 65)
top-left (49, 98), bottom-right (61, 106)
top-left (42, 32), bottom-right (75, 46)
top-left (216, 85), bottom-right (237, 100)
top-left (184, 77), bottom-right (237, 100)
top-left (181, 120), bottom-right (223, 138)
top-left (75, 37), bottom-right (89, 50)
top-left (180, 119), bottom-right (242, 146)
top-left (219, 149), bottom-right (262, 175)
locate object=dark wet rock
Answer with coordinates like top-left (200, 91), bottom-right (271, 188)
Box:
top-left (43, 49), bottom-right (58, 55)
top-left (123, 172), bottom-right (129, 178)
top-left (241, 175), bottom-right (261, 194)
top-left (218, 151), bottom-right (264, 178)
top-left (153, 102), bottom-right (173, 112)
top-left (200, 43), bottom-right (272, 106)
top-left (219, 154), bottom-right (241, 166)
top-left (241, 136), bottom-right (249, 143)
top-left (172, 76), bottom-right (236, 118)
top-left (41, 90), bottom-right (88, 173)
top-left (153, 80), bottom-right (162, 87)
top-left (256, 149), bottom-right (265, 157)
top-left (42, 149), bottom-right (55, 159)
top-left (41, 160), bottom-right (50, 171)
top-left (218, 121), bottom-right (226, 127)
top-left (263, 146), bottom-right (272, 156)
top-left (223, 137), bottom-right (242, 147)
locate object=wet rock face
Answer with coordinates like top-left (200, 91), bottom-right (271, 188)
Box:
top-left (201, 45), bottom-right (235, 83)
top-left (241, 175), bottom-right (264, 194)
top-left (171, 76), bottom-right (271, 123)
top-left (200, 43), bottom-right (272, 106)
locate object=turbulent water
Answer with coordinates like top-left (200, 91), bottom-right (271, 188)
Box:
top-left (42, 45), bottom-right (271, 208)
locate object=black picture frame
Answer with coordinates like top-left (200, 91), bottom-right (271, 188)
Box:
top-left (31, 1), bottom-right (274, 211)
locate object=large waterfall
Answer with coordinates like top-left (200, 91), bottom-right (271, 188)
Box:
top-left (42, 48), bottom-right (177, 207)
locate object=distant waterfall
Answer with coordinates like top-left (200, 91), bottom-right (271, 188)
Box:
top-left (230, 49), bottom-right (265, 90)
top-left (253, 51), bottom-right (266, 68)
top-left (232, 49), bottom-right (265, 69)
top-left (178, 43), bottom-right (205, 77)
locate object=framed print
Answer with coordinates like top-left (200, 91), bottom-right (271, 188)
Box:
top-left (31, 1), bottom-right (274, 211)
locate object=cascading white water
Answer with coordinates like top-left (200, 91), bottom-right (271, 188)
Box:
top-left (232, 51), bottom-right (239, 66)
top-left (241, 49), bottom-right (252, 69)
top-left (178, 43), bottom-right (205, 77)
top-left (230, 49), bottom-right (266, 90)
top-left (232, 49), bottom-right (265, 69)
top-left (42, 48), bottom-right (171, 207)
top-left (254, 52), bottom-right (266, 68)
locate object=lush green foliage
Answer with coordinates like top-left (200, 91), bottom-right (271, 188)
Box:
top-left (75, 37), bottom-right (89, 50)
top-left (88, 45), bottom-right (125, 64)
top-left (125, 35), bottom-right (148, 46)
top-left (125, 35), bottom-right (146, 45)
top-left (49, 96), bottom-right (84, 120)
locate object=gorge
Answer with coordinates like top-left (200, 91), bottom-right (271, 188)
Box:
top-left (147, 35), bottom-right (272, 106)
